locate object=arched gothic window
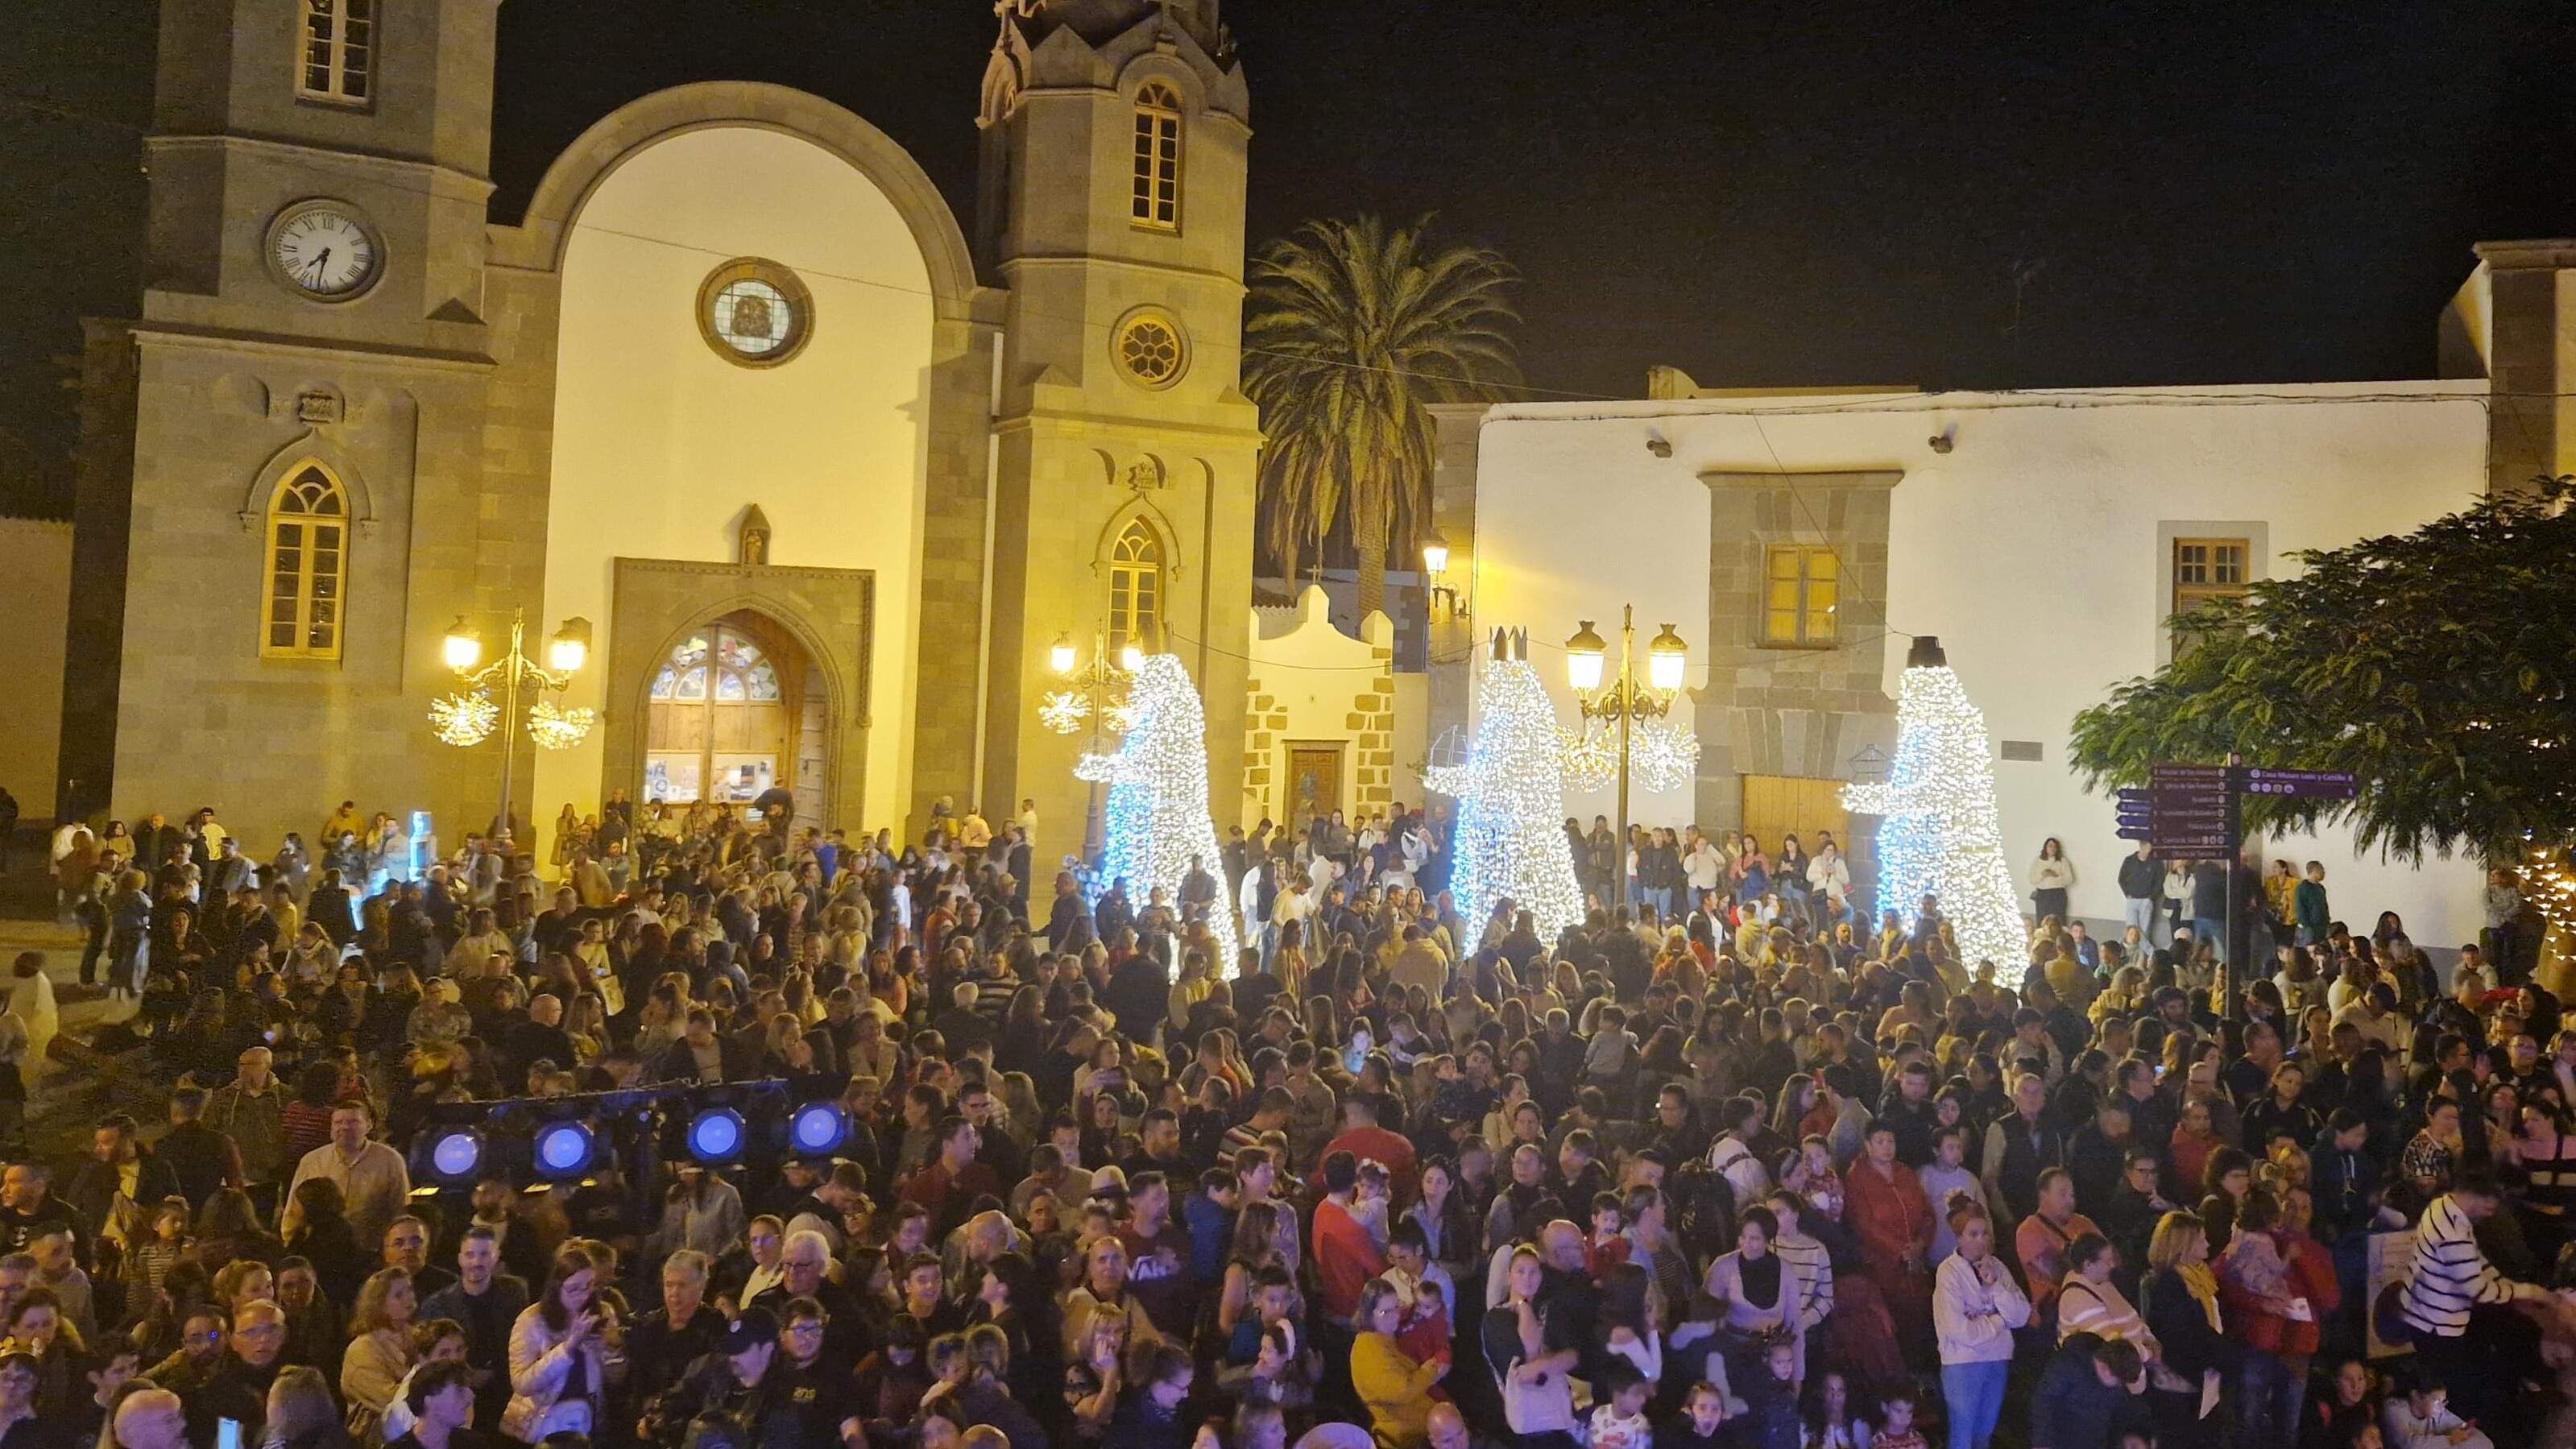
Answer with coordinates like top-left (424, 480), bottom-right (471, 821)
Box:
top-left (263, 464), bottom-right (348, 659)
top-left (1108, 520), bottom-right (1165, 657)
top-left (1131, 81), bottom-right (1182, 231)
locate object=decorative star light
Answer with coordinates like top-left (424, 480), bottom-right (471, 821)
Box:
top-left (1039, 689), bottom-right (1093, 735)
top-left (1632, 718), bottom-right (1701, 794)
top-left (526, 702), bottom-right (597, 751)
top-left (429, 691), bottom-right (499, 747)
top-left (1559, 723), bottom-right (1617, 792)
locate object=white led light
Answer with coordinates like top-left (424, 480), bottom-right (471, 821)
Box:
top-left (1559, 723), bottom-right (1617, 792)
top-left (1841, 660), bottom-right (2024, 973)
top-left (1077, 654), bottom-right (1241, 975)
top-left (1631, 717), bottom-right (1700, 794)
top-left (1426, 655), bottom-right (1587, 945)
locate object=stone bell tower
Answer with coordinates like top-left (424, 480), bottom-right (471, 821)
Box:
top-left (61, 0), bottom-right (508, 839)
top-left (973, 0), bottom-right (1262, 865)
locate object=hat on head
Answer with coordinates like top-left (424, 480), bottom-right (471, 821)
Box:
top-left (720, 1307), bottom-right (778, 1356)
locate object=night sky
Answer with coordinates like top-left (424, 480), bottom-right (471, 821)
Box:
top-left (6, 0), bottom-right (2573, 517)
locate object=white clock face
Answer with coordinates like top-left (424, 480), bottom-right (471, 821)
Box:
top-left (270, 205), bottom-right (380, 298)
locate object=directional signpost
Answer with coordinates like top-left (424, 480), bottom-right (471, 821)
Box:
top-left (2115, 760), bottom-right (2357, 1021)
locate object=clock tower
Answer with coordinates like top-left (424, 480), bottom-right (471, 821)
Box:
top-left (62, 0), bottom-right (511, 830)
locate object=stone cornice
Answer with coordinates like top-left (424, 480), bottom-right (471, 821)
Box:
top-left (1698, 468), bottom-right (1903, 491)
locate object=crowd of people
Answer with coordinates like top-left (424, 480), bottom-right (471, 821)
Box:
top-left (4, 792), bottom-right (2566, 1449)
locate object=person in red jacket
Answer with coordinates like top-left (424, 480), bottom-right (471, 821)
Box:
top-left (1319, 1097), bottom-right (1416, 1207)
top-left (1311, 1151), bottom-right (1383, 1327)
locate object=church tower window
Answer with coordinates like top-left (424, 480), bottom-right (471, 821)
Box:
top-left (297, 0), bottom-right (375, 106)
top-left (1131, 82), bottom-right (1182, 231)
top-left (263, 465), bottom-right (348, 660)
top-left (1108, 520), bottom-right (1166, 657)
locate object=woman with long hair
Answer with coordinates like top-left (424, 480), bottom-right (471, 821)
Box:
top-left (503, 1248), bottom-right (609, 1442)
top-left (338, 1267), bottom-right (418, 1438)
top-left (1351, 1277), bottom-right (1446, 1449)
top-left (2029, 838), bottom-right (2075, 928)
top-left (284, 1178), bottom-right (371, 1311)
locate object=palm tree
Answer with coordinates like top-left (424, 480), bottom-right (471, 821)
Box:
top-left (1241, 215), bottom-right (1521, 617)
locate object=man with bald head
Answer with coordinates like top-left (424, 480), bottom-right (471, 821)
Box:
top-left (112, 1388), bottom-right (188, 1449)
top-left (1426, 1403), bottom-right (1470, 1449)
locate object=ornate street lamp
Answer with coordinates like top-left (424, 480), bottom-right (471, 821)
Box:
top-left (429, 610), bottom-right (593, 838)
top-left (1564, 605), bottom-right (1688, 861)
top-left (1038, 630), bottom-right (1134, 859)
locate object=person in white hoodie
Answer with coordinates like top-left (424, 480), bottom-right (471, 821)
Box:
top-left (1933, 1193), bottom-right (2030, 1448)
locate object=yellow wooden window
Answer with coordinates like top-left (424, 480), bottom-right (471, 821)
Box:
top-left (263, 465), bottom-right (347, 660)
top-left (1108, 520), bottom-right (1165, 656)
top-left (1131, 82), bottom-right (1182, 231)
top-left (2172, 537), bottom-right (2250, 615)
top-left (297, 0), bottom-right (374, 105)
top-left (1762, 544), bottom-right (1838, 646)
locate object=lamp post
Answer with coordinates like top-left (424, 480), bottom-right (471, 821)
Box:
top-left (1421, 529), bottom-right (1467, 621)
top-left (436, 609), bottom-right (591, 840)
top-left (1563, 604), bottom-right (1688, 871)
top-left (1040, 630), bottom-right (1135, 860)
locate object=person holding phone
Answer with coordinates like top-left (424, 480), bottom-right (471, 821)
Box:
top-left (503, 1250), bottom-right (608, 1443)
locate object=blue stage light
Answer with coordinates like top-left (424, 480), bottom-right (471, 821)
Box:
top-left (687, 1107), bottom-right (748, 1165)
top-left (788, 1102), bottom-right (851, 1157)
top-left (532, 1120), bottom-right (597, 1179)
top-left (427, 1128), bottom-right (482, 1185)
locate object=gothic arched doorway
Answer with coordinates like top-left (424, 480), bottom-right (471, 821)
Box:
top-left (642, 611), bottom-right (823, 819)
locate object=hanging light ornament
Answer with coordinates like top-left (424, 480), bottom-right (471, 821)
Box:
top-left (1099, 700), bottom-right (1137, 736)
top-left (1631, 718), bottom-right (1701, 794)
top-left (429, 691), bottom-right (499, 747)
top-left (526, 702), bottom-right (597, 751)
top-left (2516, 841), bottom-right (2576, 932)
top-left (1559, 723), bottom-right (1617, 792)
top-left (1038, 689), bottom-right (1093, 735)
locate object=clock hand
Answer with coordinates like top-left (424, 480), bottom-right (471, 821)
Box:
top-left (309, 246), bottom-right (333, 281)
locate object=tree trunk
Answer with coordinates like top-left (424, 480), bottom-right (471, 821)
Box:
top-left (1355, 540), bottom-right (1386, 620)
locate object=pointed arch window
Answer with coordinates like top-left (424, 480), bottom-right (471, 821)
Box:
top-left (1131, 81), bottom-right (1182, 232)
top-left (1108, 520), bottom-right (1165, 657)
top-left (297, 0), bottom-right (374, 106)
top-left (263, 464), bottom-right (348, 659)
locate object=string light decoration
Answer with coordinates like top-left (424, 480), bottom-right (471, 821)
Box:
top-left (1075, 654), bottom-right (1240, 976)
top-left (1559, 724), bottom-right (1617, 792)
top-left (1841, 636), bottom-right (2024, 973)
top-left (1631, 718), bottom-right (1701, 794)
top-left (2516, 841), bottom-right (2576, 933)
top-left (525, 702), bottom-right (596, 751)
top-left (428, 691), bottom-right (499, 747)
top-left (1038, 690), bottom-right (1093, 735)
top-left (1424, 635), bottom-right (1587, 945)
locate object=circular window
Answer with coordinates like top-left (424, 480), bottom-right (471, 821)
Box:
top-left (1112, 309), bottom-right (1187, 389)
top-left (697, 259), bottom-right (814, 366)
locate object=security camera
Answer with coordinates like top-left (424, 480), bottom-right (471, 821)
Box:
top-left (1646, 429), bottom-right (1672, 458)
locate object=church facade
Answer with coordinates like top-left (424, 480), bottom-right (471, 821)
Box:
top-left (62, 0), bottom-right (1260, 859)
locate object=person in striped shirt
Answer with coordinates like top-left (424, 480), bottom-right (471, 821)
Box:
top-left (2399, 1173), bottom-right (2552, 1435)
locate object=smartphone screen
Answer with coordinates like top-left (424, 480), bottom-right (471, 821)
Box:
top-left (217, 1421), bottom-right (242, 1449)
